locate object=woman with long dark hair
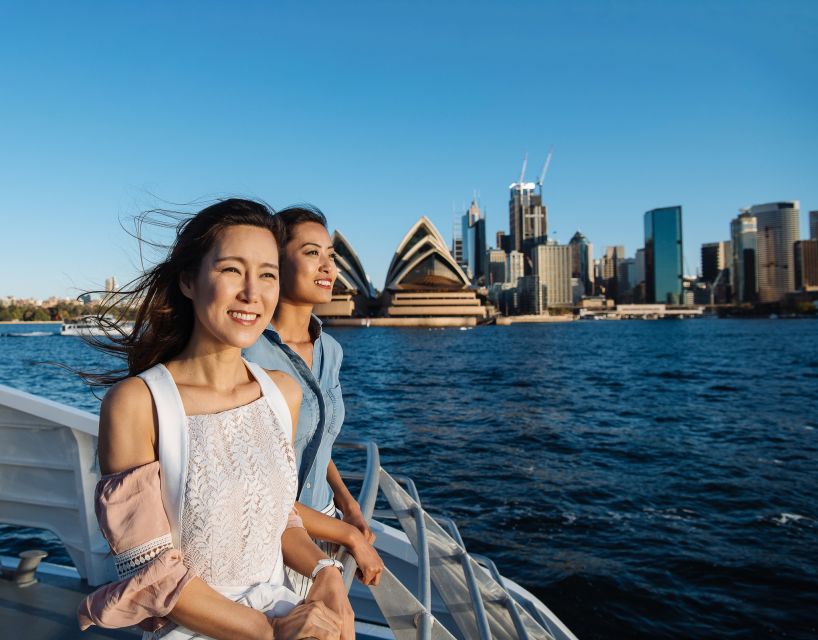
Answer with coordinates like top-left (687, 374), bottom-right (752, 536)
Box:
top-left (244, 206), bottom-right (383, 597)
top-left (77, 198), bottom-right (352, 640)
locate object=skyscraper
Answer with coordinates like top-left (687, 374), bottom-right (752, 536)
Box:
top-left (451, 215), bottom-right (463, 267)
top-left (644, 206), bottom-right (683, 305)
top-left (634, 248), bottom-right (646, 287)
top-left (730, 210), bottom-right (757, 303)
top-left (751, 201), bottom-right (800, 303)
top-left (599, 246), bottom-right (624, 301)
top-left (496, 231), bottom-right (511, 253)
top-left (701, 241), bottom-right (731, 284)
top-left (533, 242), bottom-right (572, 306)
top-left (487, 248), bottom-right (507, 285)
top-left (794, 239), bottom-right (818, 290)
top-left (459, 200), bottom-right (487, 284)
top-left (508, 181), bottom-right (547, 257)
top-left (506, 250), bottom-right (525, 284)
top-left (810, 210), bottom-right (818, 240)
top-left (618, 257), bottom-right (636, 295)
top-left (568, 231), bottom-right (594, 295)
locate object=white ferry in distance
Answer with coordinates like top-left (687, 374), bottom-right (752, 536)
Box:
top-left (60, 316), bottom-right (133, 337)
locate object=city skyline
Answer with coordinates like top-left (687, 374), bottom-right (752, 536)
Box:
top-left (1, 1), bottom-right (816, 299)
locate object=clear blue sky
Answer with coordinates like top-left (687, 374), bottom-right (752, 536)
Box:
top-left (1, 1), bottom-right (816, 299)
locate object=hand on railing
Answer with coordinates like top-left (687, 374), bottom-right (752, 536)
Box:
top-left (346, 531), bottom-right (383, 586)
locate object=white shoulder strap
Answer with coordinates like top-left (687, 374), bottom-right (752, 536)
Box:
top-left (137, 363), bottom-right (187, 548)
top-left (244, 359), bottom-right (294, 442)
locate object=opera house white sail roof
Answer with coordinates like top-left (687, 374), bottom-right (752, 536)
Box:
top-left (331, 229), bottom-right (378, 299)
top-left (384, 217), bottom-right (471, 291)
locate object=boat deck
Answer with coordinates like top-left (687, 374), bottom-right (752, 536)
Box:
top-left (0, 562), bottom-right (138, 639)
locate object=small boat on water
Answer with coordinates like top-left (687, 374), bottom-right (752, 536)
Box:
top-left (60, 316), bottom-right (133, 337)
top-left (0, 383), bottom-right (577, 640)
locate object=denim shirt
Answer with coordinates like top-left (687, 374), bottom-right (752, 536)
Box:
top-left (243, 315), bottom-right (345, 511)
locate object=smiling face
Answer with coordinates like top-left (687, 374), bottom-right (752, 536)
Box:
top-left (279, 221), bottom-right (338, 306)
top-left (180, 224), bottom-right (280, 350)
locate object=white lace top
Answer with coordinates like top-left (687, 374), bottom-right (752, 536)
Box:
top-left (180, 396), bottom-right (297, 586)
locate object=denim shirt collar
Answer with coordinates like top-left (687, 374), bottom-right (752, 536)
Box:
top-left (264, 314), bottom-right (323, 345)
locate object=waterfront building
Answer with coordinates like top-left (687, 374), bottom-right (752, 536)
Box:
top-left (599, 246), bottom-right (625, 302)
top-left (382, 217), bottom-right (486, 320)
top-left (104, 276), bottom-right (118, 293)
top-left (315, 230), bottom-right (378, 318)
top-left (508, 180), bottom-right (547, 257)
top-left (506, 250), bottom-right (525, 284)
top-left (644, 206), bottom-right (683, 305)
top-left (533, 242), bottom-right (572, 307)
top-left (701, 241), bottom-right (731, 284)
top-left (635, 248), bottom-right (646, 285)
top-left (487, 248), bottom-right (507, 285)
top-left (568, 231), bottom-right (594, 295)
top-left (618, 257), bottom-right (636, 299)
top-left (730, 210), bottom-right (758, 303)
top-left (571, 278), bottom-right (585, 305)
top-left (630, 248), bottom-right (647, 303)
top-left (810, 211), bottom-right (818, 240)
top-left (750, 201), bottom-right (800, 303)
top-left (461, 200), bottom-right (487, 285)
top-left (515, 274), bottom-right (547, 315)
top-left (496, 231), bottom-right (511, 253)
top-left (794, 239), bottom-right (818, 290)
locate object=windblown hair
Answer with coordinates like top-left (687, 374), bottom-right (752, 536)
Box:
top-left (81, 198), bottom-right (282, 386)
top-left (275, 204), bottom-right (327, 247)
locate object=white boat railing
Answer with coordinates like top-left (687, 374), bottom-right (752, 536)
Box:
top-left (0, 383), bottom-right (116, 586)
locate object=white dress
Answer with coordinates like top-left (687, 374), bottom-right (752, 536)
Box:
top-left (140, 361), bottom-right (303, 640)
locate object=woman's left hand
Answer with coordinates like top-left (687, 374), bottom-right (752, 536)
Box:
top-left (305, 567), bottom-right (355, 640)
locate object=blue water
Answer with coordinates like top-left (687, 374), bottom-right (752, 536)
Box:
top-left (1, 320), bottom-right (817, 639)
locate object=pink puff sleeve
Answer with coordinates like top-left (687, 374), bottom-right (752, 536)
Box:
top-left (77, 461), bottom-right (195, 631)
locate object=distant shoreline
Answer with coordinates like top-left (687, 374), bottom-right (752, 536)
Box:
top-left (0, 320), bottom-right (62, 325)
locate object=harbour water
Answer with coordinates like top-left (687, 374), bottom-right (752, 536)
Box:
top-left (1, 319), bottom-right (816, 639)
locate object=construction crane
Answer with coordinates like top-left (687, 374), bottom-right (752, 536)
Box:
top-left (518, 152), bottom-right (528, 185)
top-left (536, 146), bottom-right (554, 194)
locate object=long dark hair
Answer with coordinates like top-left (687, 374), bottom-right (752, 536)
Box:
top-left (82, 198), bottom-right (281, 386)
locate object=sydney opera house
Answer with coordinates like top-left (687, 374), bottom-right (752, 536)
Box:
top-left (315, 217), bottom-right (488, 327)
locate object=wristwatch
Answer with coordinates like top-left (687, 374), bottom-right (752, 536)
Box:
top-left (310, 558), bottom-right (345, 580)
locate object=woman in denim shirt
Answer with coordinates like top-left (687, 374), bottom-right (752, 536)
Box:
top-left (244, 206), bottom-right (383, 596)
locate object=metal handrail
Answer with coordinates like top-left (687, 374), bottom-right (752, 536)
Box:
top-left (334, 439), bottom-right (380, 591)
top-left (391, 473), bottom-right (422, 504)
top-left (335, 444), bottom-right (547, 640)
top-left (413, 504), bottom-right (433, 640)
top-left (435, 517), bottom-right (494, 640)
top-left (470, 552), bottom-right (531, 640)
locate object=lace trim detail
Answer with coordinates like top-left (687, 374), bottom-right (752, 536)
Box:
top-left (114, 533), bottom-right (174, 579)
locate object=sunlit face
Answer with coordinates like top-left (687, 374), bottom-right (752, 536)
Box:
top-left (181, 224), bottom-right (279, 349)
top-left (279, 221), bottom-right (338, 306)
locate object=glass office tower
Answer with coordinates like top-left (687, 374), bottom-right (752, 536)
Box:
top-left (751, 201), bottom-right (800, 303)
top-left (644, 206), bottom-right (683, 304)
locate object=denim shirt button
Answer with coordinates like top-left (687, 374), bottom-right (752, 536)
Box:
top-left (305, 482), bottom-right (312, 489)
